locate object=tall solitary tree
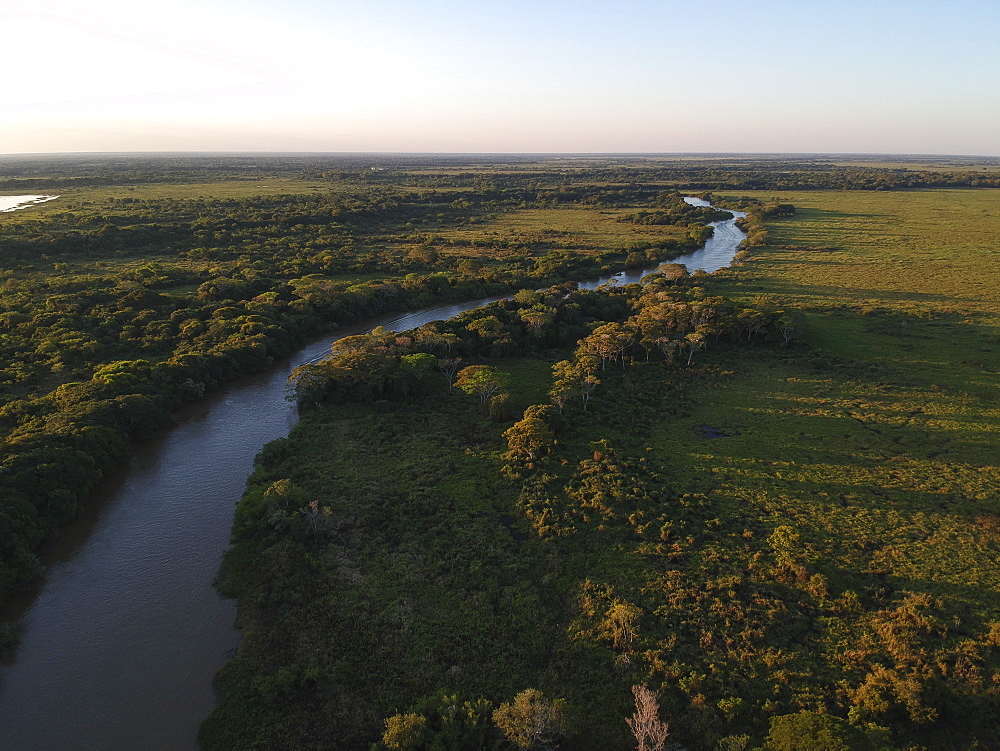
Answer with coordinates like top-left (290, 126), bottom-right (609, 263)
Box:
top-left (626, 685), bottom-right (670, 751)
top-left (455, 365), bottom-right (510, 404)
top-left (436, 357), bottom-right (463, 391)
top-left (503, 417), bottom-right (555, 462)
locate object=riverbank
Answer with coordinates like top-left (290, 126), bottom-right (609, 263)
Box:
top-left (202, 189), bottom-right (1000, 750)
top-left (0, 193), bottom-right (748, 749)
top-left (0, 282), bottom-right (610, 750)
top-left (200, 275), bottom-right (782, 750)
top-left (0, 187), bottom-right (731, 612)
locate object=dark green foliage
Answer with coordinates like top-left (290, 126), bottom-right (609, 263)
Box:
top-left (203, 276), bottom-right (807, 749)
top-left (763, 711), bottom-right (873, 751)
top-left (0, 620), bottom-right (20, 655)
top-left (0, 157), bottom-right (745, 605)
top-left (200, 390), bottom-right (618, 750)
top-left (379, 692), bottom-right (497, 750)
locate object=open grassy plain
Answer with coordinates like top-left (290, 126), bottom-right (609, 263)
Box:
top-left (427, 206), bottom-right (694, 263)
top-left (641, 189), bottom-right (1000, 746)
top-left (691, 188), bottom-right (1000, 589)
top-left (207, 186), bottom-right (1000, 750)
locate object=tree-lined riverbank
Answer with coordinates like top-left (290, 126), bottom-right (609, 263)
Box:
top-left (0, 168), bottom-right (745, 749)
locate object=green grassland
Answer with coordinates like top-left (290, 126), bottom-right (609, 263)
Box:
top-left (432, 207), bottom-right (693, 256)
top-left (647, 189), bottom-right (1000, 746)
top-left (719, 189), bottom-right (999, 315)
top-left (206, 186), bottom-right (1000, 750)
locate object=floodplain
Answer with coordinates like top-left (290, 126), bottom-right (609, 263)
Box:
top-left (0, 155), bottom-right (998, 750)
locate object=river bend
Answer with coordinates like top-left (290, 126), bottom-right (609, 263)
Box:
top-left (0, 198), bottom-right (744, 749)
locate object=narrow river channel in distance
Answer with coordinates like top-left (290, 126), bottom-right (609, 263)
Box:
top-left (0, 198), bottom-right (744, 750)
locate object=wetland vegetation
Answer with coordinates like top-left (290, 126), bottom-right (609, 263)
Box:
top-left (1, 154), bottom-right (998, 749)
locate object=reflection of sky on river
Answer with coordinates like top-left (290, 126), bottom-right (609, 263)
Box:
top-left (0, 195), bottom-right (60, 212)
top-left (578, 197), bottom-right (746, 290)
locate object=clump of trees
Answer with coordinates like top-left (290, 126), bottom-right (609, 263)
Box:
top-left (618, 191), bottom-right (734, 227)
top-left (291, 279), bottom-right (797, 420)
top-left (379, 689), bottom-right (570, 750)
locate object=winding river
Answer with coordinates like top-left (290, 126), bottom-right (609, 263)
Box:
top-left (0, 198), bottom-right (744, 750)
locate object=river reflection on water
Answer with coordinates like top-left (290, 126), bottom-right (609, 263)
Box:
top-left (0, 195), bottom-right (60, 212)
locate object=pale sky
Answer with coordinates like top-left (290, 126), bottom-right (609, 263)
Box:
top-left (3, 0), bottom-right (998, 155)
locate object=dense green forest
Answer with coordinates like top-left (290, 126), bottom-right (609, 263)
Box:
top-left (0, 156), bottom-right (738, 616)
top-left (2, 156), bottom-right (998, 749)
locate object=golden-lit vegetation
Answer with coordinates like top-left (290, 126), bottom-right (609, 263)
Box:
top-left (3, 155), bottom-right (998, 748)
top-left (0, 157), bottom-right (716, 612)
top-left (205, 181), bottom-right (999, 750)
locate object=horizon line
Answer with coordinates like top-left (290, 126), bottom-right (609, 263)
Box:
top-left (2, 150), bottom-right (999, 161)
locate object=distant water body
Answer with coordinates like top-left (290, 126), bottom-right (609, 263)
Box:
top-left (0, 195), bottom-right (60, 212)
top-left (0, 196), bottom-right (745, 750)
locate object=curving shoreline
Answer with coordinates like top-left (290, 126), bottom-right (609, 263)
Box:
top-left (0, 195), bottom-right (60, 213)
